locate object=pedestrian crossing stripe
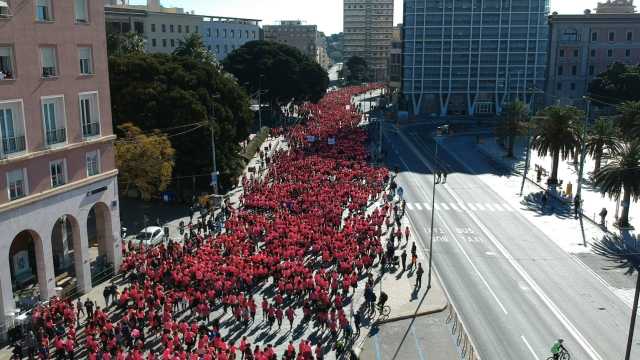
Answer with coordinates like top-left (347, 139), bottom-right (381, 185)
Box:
top-left (405, 202), bottom-right (514, 213)
top-left (467, 203), bottom-right (477, 211)
top-left (406, 203), bottom-right (414, 210)
top-left (493, 204), bottom-right (507, 211)
top-left (449, 203), bottom-right (461, 212)
top-left (440, 203), bottom-right (450, 210)
top-left (458, 203), bottom-right (468, 211)
top-left (484, 204), bottom-right (495, 211)
top-left (422, 202), bottom-right (431, 209)
top-left (475, 203), bottom-right (486, 210)
top-left (414, 203), bottom-right (423, 210)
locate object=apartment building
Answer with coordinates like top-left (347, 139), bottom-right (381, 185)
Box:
top-left (0, 0), bottom-right (121, 327)
top-left (343, 0), bottom-right (394, 82)
top-left (402, 0), bottom-right (549, 116)
top-left (546, 1), bottom-right (640, 106)
top-left (263, 21), bottom-right (321, 61)
top-left (201, 16), bottom-right (261, 60)
top-left (388, 24), bottom-right (402, 89)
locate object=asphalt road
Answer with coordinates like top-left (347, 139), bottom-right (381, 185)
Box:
top-left (381, 123), bottom-right (640, 360)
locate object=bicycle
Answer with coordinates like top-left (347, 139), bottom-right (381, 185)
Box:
top-left (546, 348), bottom-right (571, 360)
top-left (376, 303), bottom-right (391, 322)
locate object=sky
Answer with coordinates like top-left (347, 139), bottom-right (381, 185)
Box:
top-left (131, 0), bottom-right (603, 35)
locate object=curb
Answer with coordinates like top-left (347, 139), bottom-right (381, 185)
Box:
top-left (373, 303), bottom-right (449, 326)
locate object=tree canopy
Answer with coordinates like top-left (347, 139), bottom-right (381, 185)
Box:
top-left (589, 63), bottom-right (640, 104)
top-left (344, 56), bottom-right (369, 84)
top-left (173, 33), bottom-right (218, 65)
top-left (107, 32), bottom-right (145, 57)
top-left (109, 52), bottom-right (253, 191)
top-left (222, 41), bottom-right (329, 107)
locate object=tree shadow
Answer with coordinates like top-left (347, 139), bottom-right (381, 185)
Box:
top-left (521, 191), bottom-right (572, 219)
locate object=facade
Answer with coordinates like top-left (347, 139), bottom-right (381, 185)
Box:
top-left (263, 21), bottom-right (321, 61)
top-left (546, 1), bottom-right (640, 106)
top-left (105, 1), bottom-right (261, 60)
top-left (388, 24), bottom-right (403, 89)
top-left (0, 0), bottom-right (121, 327)
top-left (316, 32), bottom-right (332, 70)
top-left (403, 0), bottom-right (549, 117)
top-left (343, 0), bottom-right (394, 82)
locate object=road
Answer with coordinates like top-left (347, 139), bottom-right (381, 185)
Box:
top-left (381, 122), bottom-right (640, 360)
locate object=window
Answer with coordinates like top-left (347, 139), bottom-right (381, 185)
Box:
top-left (589, 65), bottom-right (595, 75)
top-left (561, 29), bottom-right (578, 42)
top-left (571, 65), bottom-right (577, 76)
top-left (78, 47), bottom-right (93, 75)
top-left (0, 46), bottom-right (14, 80)
top-left (252, 31), bottom-right (256, 39)
top-left (86, 150), bottom-right (100, 176)
top-left (169, 24), bottom-right (174, 33)
top-left (608, 49), bottom-right (613, 57)
top-left (570, 83), bottom-right (576, 91)
top-left (609, 31), bottom-right (615, 41)
top-left (186, 25), bottom-right (190, 33)
top-left (36, 0), bottom-right (52, 21)
top-left (224, 29), bottom-right (227, 38)
top-left (590, 49), bottom-right (596, 57)
top-left (40, 47), bottom-right (57, 78)
top-left (557, 82), bottom-right (562, 90)
top-left (627, 31), bottom-right (633, 41)
top-left (0, 101), bottom-right (25, 154)
top-left (161, 24), bottom-right (166, 32)
top-left (246, 30), bottom-right (249, 38)
top-left (74, 0), bottom-right (88, 23)
top-left (231, 30), bottom-right (234, 38)
top-left (216, 44), bottom-right (220, 53)
top-left (559, 49), bottom-right (565, 57)
top-left (170, 39), bottom-right (175, 47)
top-left (207, 28), bottom-right (211, 37)
top-left (79, 92), bottom-right (100, 137)
top-left (216, 29), bottom-right (219, 38)
top-left (152, 38), bottom-right (157, 47)
top-left (162, 39), bottom-right (167, 47)
top-left (557, 66), bottom-right (563, 76)
top-left (178, 25), bottom-right (182, 33)
top-left (42, 96), bottom-right (66, 145)
top-left (0, 0), bottom-right (10, 18)
top-left (49, 159), bottom-right (66, 188)
top-left (591, 32), bottom-right (598, 41)
top-left (151, 23), bottom-right (156, 32)
top-left (195, 26), bottom-right (198, 33)
top-left (7, 168), bottom-right (27, 200)
top-left (573, 49), bottom-right (579, 57)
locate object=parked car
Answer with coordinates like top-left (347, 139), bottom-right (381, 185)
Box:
top-left (130, 226), bottom-right (164, 249)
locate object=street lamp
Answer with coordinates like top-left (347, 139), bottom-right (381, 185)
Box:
top-left (427, 137), bottom-right (440, 290)
top-left (210, 94), bottom-right (221, 194)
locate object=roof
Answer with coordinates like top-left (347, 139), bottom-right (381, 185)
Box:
top-left (548, 12), bottom-right (640, 23)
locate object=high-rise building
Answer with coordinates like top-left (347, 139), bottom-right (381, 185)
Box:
top-left (263, 21), bottom-right (330, 68)
top-left (389, 24), bottom-right (403, 89)
top-left (0, 0), bottom-right (122, 326)
top-left (343, 0), bottom-right (394, 82)
top-left (546, 1), bottom-right (640, 106)
top-left (403, 0), bottom-right (549, 116)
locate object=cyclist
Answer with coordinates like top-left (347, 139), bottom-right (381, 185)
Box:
top-left (377, 291), bottom-right (389, 314)
top-left (550, 339), bottom-right (566, 360)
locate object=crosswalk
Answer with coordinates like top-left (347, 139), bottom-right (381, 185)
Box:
top-left (405, 201), bottom-right (514, 213)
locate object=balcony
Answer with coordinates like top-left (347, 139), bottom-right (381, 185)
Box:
top-left (2, 135), bottom-right (26, 155)
top-left (45, 128), bottom-right (66, 146)
top-left (82, 122), bottom-right (100, 138)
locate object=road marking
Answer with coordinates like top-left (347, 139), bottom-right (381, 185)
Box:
top-left (458, 202), bottom-right (468, 211)
top-left (422, 202), bottom-right (431, 210)
top-left (411, 323), bottom-right (427, 360)
top-left (414, 203), bottom-right (423, 210)
top-left (521, 335), bottom-right (538, 360)
top-left (374, 333), bottom-right (383, 360)
top-left (406, 203), bottom-right (414, 210)
top-left (484, 203), bottom-right (495, 211)
top-left (492, 203), bottom-right (505, 211)
top-left (467, 203), bottom-right (478, 211)
top-left (449, 202), bottom-right (461, 212)
top-left (440, 203), bottom-right (450, 211)
top-left (475, 203), bottom-right (486, 211)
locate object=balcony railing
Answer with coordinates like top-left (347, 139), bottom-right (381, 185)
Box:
top-left (82, 122), bottom-right (100, 137)
top-left (42, 67), bottom-right (57, 78)
top-left (45, 128), bottom-right (66, 145)
top-left (2, 135), bottom-right (26, 155)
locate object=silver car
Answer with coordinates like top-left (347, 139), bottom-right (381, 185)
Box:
top-left (131, 226), bottom-right (164, 249)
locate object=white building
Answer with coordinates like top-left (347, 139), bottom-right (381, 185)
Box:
top-left (200, 17), bottom-right (261, 60)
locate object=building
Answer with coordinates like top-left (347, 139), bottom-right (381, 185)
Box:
top-left (105, 1), bottom-right (261, 60)
top-left (263, 21), bottom-right (323, 62)
top-left (343, 0), bottom-right (394, 82)
top-left (388, 24), bottom-right (402, 89)
top-left (546, 1), bottom-right (640, 106)
top-left (403, 0), bottom-right (549, 117)
top-left (316, 32), bottom-right (333, 70)
top-left (0, 0), bottom-right (121, 326)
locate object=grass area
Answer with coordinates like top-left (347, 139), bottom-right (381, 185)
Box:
top-left (241, 127), bottom-right (271, 162)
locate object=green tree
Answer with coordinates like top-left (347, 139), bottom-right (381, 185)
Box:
top-left (592, 234), bottom-right (640, 360)
top-left (115, 123), bottom-right (175, 200)
top-left (589, 63), bottom-right (640, 104)
top-left (586, 117), bottom-right (621, 173)
top-left (344, 56), bottom-right (369, 84)
top-left (496, 100), bottom-right (528, 158)
top-left (531, 105), bottom-right (584, 184)
top-left (173, 33), bottom-right (217, 65)
top-left (593, 141), bottom-right (640, 228)
top-left (107, 32), bottom-right (145, 56)
top-left (109, 53), bottom-right (253, 191)
top-left (223, 41), bottom-right (329, 113)
top-left (617, 101), bottom-right (640, 140)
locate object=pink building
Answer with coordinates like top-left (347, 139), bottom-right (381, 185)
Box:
top-left (0, 0), bottom-right (121, 330)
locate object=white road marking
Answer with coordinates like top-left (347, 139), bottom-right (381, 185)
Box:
top-left (458, 202), bottom-right (468, 211)
top-left (422, 202), bottom-right (431, 210)
top-left (406, 203), bottom-right (414, 210)
top-left (449, 202), bottom-right (461, 212)
top-left (414, 203), bottom-right (423, 210)
top-left (467, 203), bottom-right (478, 211)
top-left (475, 203), bottom-right (486, 211)
top-left (440, 203), bottom-right (450, 211)
top-left (492, 204), bottom-right (505, 211)
top-left (484, 203), bottom-right (495, 211)
top-left (521, 335), bottom-right (538, 360)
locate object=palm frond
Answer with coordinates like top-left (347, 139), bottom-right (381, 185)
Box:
top-left (592, 234), bottom-right (640, 275)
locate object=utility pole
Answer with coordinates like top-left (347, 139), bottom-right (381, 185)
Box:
top-left (520, 87), bottom-right (536, 196)
top-left (576, 97), bottom-right (590, 245)
top-left (427, 139), bottom-right (438, 290)
top-left (258, 74), bottom-right (264, 130)
top-left (210, 98), bottom-right (220, 195)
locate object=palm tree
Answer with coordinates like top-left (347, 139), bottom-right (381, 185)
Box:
top-left (530, 105), bottom-right (583, 185)
top-left (496, 100), bottom-right (528, 158)
top-left (593, 141), bottom-right (640, 228)
top-left (592, 234), bottom-right (640, 360)
top-left (617, 101), bottom-right (640, 140)
top-left (173, 33), bottom-right (217, 65)
top-left (586, 117), bottom-right (621, 173)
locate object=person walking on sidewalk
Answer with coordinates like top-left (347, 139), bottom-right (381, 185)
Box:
top-left (442, 170), bottom-right (448, 184)
top-left (416, 263), bottom-right (424, 288)
top-left (400, 250), bottom-right (407, 272)
top-left (599, 207), bottom-right (608, 227)
top-left (353, 311), bottom-right (362, 335)
top-left (573, 194), bottom-right (581, 219)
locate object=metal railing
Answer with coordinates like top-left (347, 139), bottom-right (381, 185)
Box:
top-left (446, 305), bottom-right (481, 360)
top-left (82, 122), bottom-right (100, 137)
top-left (45, 128), bottom-right (66, 145)
top-left (2, 135), bottom-right (25, 154)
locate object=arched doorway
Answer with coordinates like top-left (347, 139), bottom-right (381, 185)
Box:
top-left (51, 215), bottom-right (81, 296)
top-left (9, 230), bottom-right (40, 308)
top-left (87, 202), bottom-right (114, 284)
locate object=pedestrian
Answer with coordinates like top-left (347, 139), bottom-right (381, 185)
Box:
top-left (411, 241), bottom-right (417, 257)
top-left (416, 263), bottom-right (424, 288)
top-left (400, 250), bottom-right (407, 272)
top-left (353, 311), bottom-right (362, 335)
top-left (443, 170), bottom-right (448, 184)
top-left (599, 207), bottom-right (608, 227)
top-left (541, 191), bottom-right (548, 209)
top-left (404, 226), bottom-right (410, 243)
top-left (411, 252), bottom-right (417, 271)
top-left (102, 286), bottom-right (110, 307)
top-left (435, 171), bottom-right (441, 184)
top-left (76, 299), bottom-right (85, 321)
top-left (573, 194), bottom-right (581, 219)
top-left (84, 298), bottom-right (94, 320)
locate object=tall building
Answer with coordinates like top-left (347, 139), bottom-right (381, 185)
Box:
top-left (263, 21), bottom-right (329, 68)
top-left (343, 0), bottom-right (394, 82)
top-left (403, 0), bottom-right (549, 116)
top-left (546, 1), bottom-right (640, 106)
top-left (388, 24), bottom-right (403, 89)
top-left (0, 0), bottom-right (121, 325)
top-left (105, 1), bottom-right (261, 60)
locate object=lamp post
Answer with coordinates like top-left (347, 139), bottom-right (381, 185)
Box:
top-left (210, 94), bottom-right (221, 194)
top-left (427, 138), bottom-right (439, 290)
top-left (520, 87), bottom-right (537, 196)
top-left (258, 74), bottom-right (264, 130)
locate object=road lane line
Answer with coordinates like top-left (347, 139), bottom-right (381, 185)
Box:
top-left (413, 137), bottom-right (605, 360)
top-left (440, 203), bottom-right (450, 211)
top-left (374, 333), bottom-right (383, 360)
top-left (467, 203), bottom-right (478, 211)
top-left (521, 335), bottom-right (538, 360)
top-left (411, 323), bottom-right (427, 360)
top-left (458, 202), bottom-right (468, 211)
top-left (406, 203), bottom-right (414, 210)
top-left (414, 203), bottom-right (423, 210)
top-left (449, 202), bottom-right (461, 212)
